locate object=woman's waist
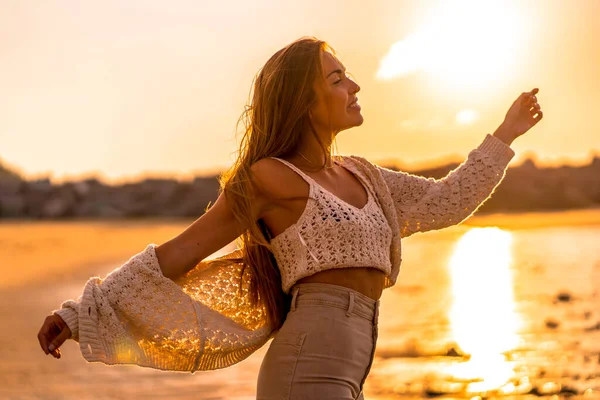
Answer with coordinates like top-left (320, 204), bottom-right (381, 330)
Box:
top-left (295, 266), bottom-right (386, 301)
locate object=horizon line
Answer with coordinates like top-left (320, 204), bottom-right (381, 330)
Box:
top-left (2, 150), bottom-right (599, 186)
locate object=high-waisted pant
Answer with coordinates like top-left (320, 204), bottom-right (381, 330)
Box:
top-left (256, 282), bottom-right (380, 400)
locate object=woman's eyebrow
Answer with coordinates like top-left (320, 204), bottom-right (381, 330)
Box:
top-left (326, 68), bottom-right (346, 79)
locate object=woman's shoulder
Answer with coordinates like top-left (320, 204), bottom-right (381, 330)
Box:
top-left (251, 157), bottom-right (299, 187)
top-left (249, 157), bottom-right (311, 205)
top-left (250, 157), bottom-right (291, 191)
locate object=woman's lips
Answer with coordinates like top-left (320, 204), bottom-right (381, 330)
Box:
top-left (348, 102), bottom-right (361, 111)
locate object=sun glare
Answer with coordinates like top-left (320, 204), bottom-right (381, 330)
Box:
top-left (376, 0), bottom-right (527, 93)
top-left (445, 227), bottom-right (523, 394)
top-left (456, 109), bottom-right (479, 125)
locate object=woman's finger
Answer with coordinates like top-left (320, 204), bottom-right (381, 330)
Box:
top-left (525, 95), bottom-right (537, 105)
top-left (530, 103), bottom-right (541, 111)
top-left (530, 107), bottom-right (540, 115)
top-left (48, 323), bottom-right (71, 354)
top-left (37, 330), bottom-right (50, 355)
top-left (38, 316), bottom-right (55, 354)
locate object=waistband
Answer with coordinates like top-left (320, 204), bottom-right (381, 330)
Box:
top-left (289, 282), bottom-right (380, 323)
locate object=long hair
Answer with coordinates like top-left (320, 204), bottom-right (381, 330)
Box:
top-left (207, 36), bottom-right (342, 332)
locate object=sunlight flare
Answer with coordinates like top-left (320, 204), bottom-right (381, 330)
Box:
top-left (446, 227), bottom-right (522, 393)
top-left (376, 0), bottom-right (526, 92)
top-left (456, 109), bottom-right (479, 125)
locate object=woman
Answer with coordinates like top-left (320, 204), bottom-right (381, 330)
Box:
top-left (38, 36), bottom-right (542, 399)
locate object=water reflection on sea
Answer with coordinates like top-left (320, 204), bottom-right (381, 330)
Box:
top-left (367, 220), bottom-right (600, 399)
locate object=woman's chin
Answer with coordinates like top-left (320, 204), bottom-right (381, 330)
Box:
top-left (346, 108), bottom-right (363, 124)
top-left (353, 114), bottom-right (364, 126)
top-left (336, 113), bottom-right (364, 131)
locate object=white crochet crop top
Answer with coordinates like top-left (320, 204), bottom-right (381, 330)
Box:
top-left (267, 156), bottom-right (393, 293)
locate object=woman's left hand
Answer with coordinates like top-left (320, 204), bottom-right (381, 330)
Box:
top-left (501, 88), bottom-right (543, 140)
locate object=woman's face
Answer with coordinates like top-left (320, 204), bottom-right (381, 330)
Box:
top-left (309, 51), bottom-right (362, 135)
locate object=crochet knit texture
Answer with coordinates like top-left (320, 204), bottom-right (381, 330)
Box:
top-left (268, 156), bottom-right (394, 293)
top-left (53, 133), bottom-right (514, 373)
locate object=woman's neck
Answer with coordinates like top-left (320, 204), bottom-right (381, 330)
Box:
top-left (293, 132), bottom-right (335, 170)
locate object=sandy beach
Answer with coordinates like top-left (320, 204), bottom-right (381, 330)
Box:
top-left (2, 209), bottom-right (600, 399)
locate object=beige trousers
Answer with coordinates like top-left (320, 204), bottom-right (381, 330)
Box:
top-left (256, 282), bottom-right (380, 400)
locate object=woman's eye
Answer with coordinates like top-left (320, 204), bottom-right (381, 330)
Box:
top-left (333, 79), bottom-right (342, 84)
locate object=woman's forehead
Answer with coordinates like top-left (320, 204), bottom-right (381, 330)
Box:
top-left (322, 52), bottom-right (345, 76)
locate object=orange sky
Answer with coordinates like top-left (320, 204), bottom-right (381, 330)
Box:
top-left (1, 0), bottom-right (599, 184)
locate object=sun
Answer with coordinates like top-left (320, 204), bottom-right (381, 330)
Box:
top-left (377, 0), bottom-right (529, 94)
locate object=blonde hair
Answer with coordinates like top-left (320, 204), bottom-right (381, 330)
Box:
top-left (208, 36), bottom-right (342, 331)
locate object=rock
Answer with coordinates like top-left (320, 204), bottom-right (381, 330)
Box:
top-left (560, 385), bottom-right (579, 396)
top-left (0, 194), bottom-right (26, 217)
top-left (0, 175), bottom-right (24, 195)
top-left (564, 186), bottom-right (595, 207)
top-left (72, 181), bottom-right (92, 198)
top-left (23, 181), bottom-right (54, 219)
top-left (498, 379), bottom-right (533, 395)
top-left (557, 292), bottom-right (572, 303)
top-left (140, 179), bottom-right (182, 216)
top-left (41, 185), bottom-right (78, 218)
top-left (27, 178), bottom-right (53, 192)
top-left (554, 291), bottom-right (573, 304)
top-left (532, 381), bottom-right (561, 396)
top-left (545, 318), bottom-right (560, 329)
top-left (519, 158), bottom-right (538, 170)
top-left (73, 200), bottom-right (123, 219)
top-left (162, 177), bottom-right (219, 217)
top-left (584, 322), bottom-right (600, 332)
top-left (424, 381), bottom-right (465, 397)
top-left (96, 205), bottom-right (126, 219)
top-left (445, 346), bottom-right (466, 357)
top-left (556, 291), bottom-right (572, 302)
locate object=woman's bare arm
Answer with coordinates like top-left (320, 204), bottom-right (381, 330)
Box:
top-left (155, 161), bottom-right (276, 280)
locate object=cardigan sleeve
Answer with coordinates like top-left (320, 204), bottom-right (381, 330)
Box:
top-left (51, 244), bottom-right (273, 373)
top-left (374, 133), bottom-right (515, 238)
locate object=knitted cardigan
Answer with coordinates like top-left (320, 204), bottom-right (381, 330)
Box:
top-left (53, 133), bottom-right (514, 373)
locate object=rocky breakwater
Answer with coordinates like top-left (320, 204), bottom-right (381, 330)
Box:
top-left (2, 154), bottom-right (600, 219)
top-left (0, 174), bottom-right (220, 219)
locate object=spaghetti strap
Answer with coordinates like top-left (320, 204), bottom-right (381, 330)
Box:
top-left (269, 157), bottom-right (317, 187)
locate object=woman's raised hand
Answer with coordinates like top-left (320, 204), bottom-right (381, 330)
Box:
top-left (501, 88), bottom-right (543, 140)
top-left (37, 313), bottom-right (71, 359)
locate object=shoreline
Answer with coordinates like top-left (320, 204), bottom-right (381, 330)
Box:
top-left (2, 208), bottom-right (599, 289)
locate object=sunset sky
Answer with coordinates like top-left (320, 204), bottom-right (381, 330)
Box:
top-left (2, 0), bottom-right (599, 184)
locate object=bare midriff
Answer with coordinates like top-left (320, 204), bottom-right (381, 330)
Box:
top-left (262, 158), bottom-right (388, 302)
top-left (295, 267), bottom-right (386, 301)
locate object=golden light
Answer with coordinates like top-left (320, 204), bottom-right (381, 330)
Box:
top-left (456, 109), bottom-right (479, 125)
top-left (376, 0), bottom-right (528, 93)
top-left (445, 227), bottom-right (523, 393)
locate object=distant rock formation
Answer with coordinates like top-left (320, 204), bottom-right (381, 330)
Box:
top-left (1, 156), bottom-right (599, 219)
